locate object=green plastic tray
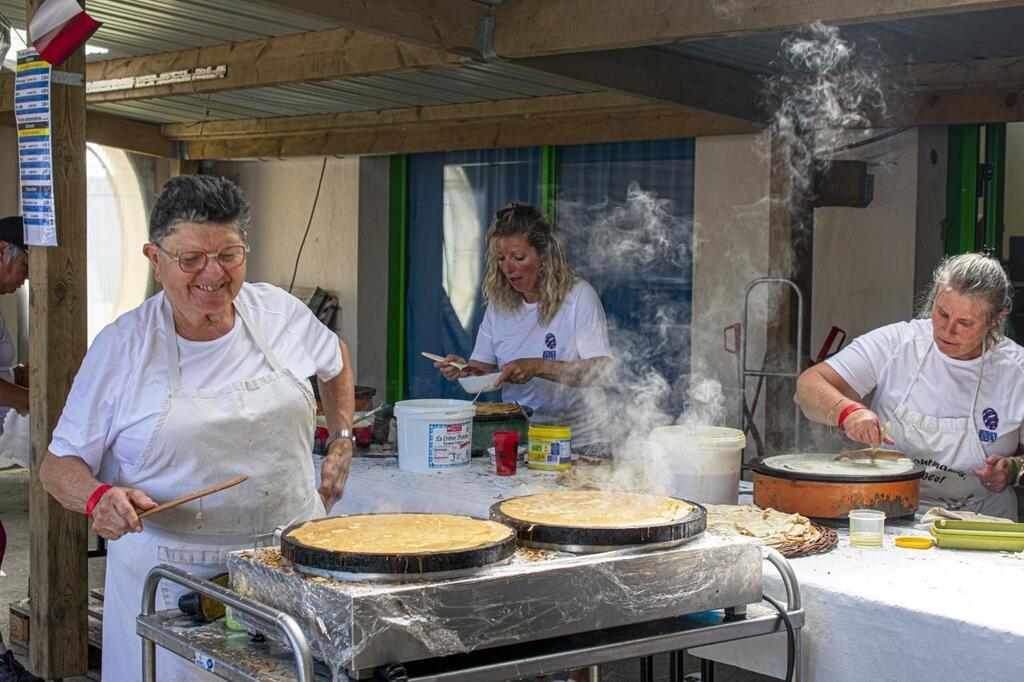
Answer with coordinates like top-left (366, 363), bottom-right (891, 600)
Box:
top-left (929, 520), bottom-right (1024, 551)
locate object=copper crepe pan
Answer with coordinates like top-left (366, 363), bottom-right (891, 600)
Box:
top-left (750, 453), bottom-right (925, 519)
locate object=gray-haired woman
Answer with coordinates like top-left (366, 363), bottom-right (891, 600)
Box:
top-left (795, 252), bottom-right (1022, 519)
top-left (39, 175), bottom-right (355, 680)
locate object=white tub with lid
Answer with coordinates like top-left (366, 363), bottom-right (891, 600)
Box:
top-left (648, 425), bottom-right (747, 504)
top-left (394, 399), bottom-right (475, 472)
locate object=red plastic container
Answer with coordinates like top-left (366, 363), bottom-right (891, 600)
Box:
top-left (494, 431), bottom-right (519, 476)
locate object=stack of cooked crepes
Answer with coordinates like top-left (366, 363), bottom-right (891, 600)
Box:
top-left (475, 402), bottom-right (524, 417)
top-left (705, 504), bottom-right (822, 547)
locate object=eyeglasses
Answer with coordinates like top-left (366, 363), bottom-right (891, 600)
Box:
top-left (154, 242), bottom-right (249, 273)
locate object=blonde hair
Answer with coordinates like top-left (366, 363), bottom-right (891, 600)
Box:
top-left (482, 202), bottom-right (576, 326)
top-left (918, 252), bottom-right (1013, 343)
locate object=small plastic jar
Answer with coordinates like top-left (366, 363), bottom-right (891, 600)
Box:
top-left (527, 425), bottom-right (573, 471)
top-left (849, 509), bottom-right (886, 547)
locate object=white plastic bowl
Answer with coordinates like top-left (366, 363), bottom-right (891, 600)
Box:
top-left (458, 372), bottom-right (503, 394)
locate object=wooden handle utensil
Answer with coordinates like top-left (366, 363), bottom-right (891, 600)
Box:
top-left (421, 352), bottom-right (468, 370)
top-left (139, 475), bottom-right (249, 519)
top-left (831, 446), bottom-right (905, 462)
top-left (834, 424), bottom-right (896, 461)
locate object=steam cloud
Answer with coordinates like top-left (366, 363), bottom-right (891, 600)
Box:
top-left (763, 21), bottom-right (887, 215)
top-left (558, 181), bottom-right (729, 494)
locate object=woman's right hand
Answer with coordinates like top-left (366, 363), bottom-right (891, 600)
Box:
top-left (842, 408), bottom-right (894, 447)
top-left (434, 354), bottom-right (470, 382)
top-left (91, 487), bottom-right (157, 540)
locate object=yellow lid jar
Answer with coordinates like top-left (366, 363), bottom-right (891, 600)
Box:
top-left (527, 425), bottom-right (573, 471)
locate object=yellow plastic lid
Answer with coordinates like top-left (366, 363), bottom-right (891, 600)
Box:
top-left (528, 425), bottom-right (572, 440)
top-left (895, 536), bottom-right (933, 550)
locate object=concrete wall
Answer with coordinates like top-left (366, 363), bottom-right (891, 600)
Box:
top-left (691, 133), bottom-right (772, 429)
top-left (812, 129), bottom-right (923, 347)
top-left (210, 157), bottom-right (389, 396)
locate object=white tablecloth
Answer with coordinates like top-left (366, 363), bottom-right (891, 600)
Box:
top-left (323, 457), bottom-right (1024, 681)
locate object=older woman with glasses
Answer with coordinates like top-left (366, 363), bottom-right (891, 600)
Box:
top-left (39, 175), bottom-right (354, 680)
top-left (435, 202), bottom-right (612, 453)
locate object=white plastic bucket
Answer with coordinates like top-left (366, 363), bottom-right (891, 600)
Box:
top-left (395, 399), bottom-right (475, 472)
top-left (648, 425), bottom-right (747, 504)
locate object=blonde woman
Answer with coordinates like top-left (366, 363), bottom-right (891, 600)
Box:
top-left (436, 202), bottom-right (611, 449)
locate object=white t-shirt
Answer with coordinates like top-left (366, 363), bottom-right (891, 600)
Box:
top-left (49, 283), bottom-right (343, 475)
top-left (0, 311), bottom-right (16, 431)
top-left (826, 319), bottom-right (1024, 458)
top-left (471, 279), bottom-right (611, 447)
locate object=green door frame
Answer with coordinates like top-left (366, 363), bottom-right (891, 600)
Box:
top-left (945, 123), bottom-right (1007, 257)
top-left (984, 123), bottom-right (1006, 258)
top-left (946, 124), bottom-right (980, 256)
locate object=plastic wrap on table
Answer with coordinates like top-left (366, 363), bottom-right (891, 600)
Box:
top-left (227, 534), bottom-right (763, 679)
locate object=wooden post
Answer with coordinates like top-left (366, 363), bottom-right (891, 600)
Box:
top-left (26, 0), bottom-right (90, 677)
top-left (169, 158), bottom-right (200, 177)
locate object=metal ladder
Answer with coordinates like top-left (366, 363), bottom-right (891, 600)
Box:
top-left (734, 277), bottom-right (805, 453)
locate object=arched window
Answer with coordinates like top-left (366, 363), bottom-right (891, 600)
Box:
top-left (85, 144), bottom-right (150, 343)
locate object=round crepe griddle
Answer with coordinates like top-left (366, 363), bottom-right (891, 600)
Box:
top-left (750, 454), bottom-right (925, 519)
top-left (490, 490), bottom-right (706, 552)
top-left (751, 453), bottom-right (925, 483)
top-left (281, 513), bottom-right (516, 575)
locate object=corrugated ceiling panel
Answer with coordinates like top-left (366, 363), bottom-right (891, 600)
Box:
top-left (0, 0), bottom-right (335, 58)
top-left (90, 63), bottom-right (602, 124)
top-left (663, 7), bottom-right (1024, 75)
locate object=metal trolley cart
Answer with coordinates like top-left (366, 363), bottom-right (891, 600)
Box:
top-left (138, 547), bottom-right (803, 681)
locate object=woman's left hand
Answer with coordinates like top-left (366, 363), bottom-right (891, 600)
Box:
top-left (973, 455), bottom-right (1013, 494)
top-left (498, 359), bottom-right (543, 385)
top-left (319, 437), bottom-right (353, 512)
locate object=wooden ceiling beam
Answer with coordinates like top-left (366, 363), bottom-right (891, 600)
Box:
top-left (84, 111), bottom-right (174, 157)
top-left (180, 104), bottom-right (759, 159)
top-left (0, 26), bottom-right (458, 111)
top-left (491, 0), bottom-right (1024, 58)
top-left (161, 92), bottom-right (654, 140)
top-left (876, 86), bottom-right (1024, 126)
top-left (0, 110), bottom-right (173, 157)
top-left (884, 55), bottom-right (1024, 90)
top-left (517, 48), bottom-right (766, 123)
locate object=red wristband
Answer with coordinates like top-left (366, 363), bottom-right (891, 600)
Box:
top-left (85, 484), bottom-right (112, 518)
top-left (836, 403), bottom-right (867, 429)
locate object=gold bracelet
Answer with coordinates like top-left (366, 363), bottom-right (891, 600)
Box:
top-left (824, 396), bottom-right (847, 428)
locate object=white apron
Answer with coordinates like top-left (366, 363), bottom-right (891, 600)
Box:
top-left (882, 340), bottom-right (1017, 520)
top-left (102, 299), bottom-right (323, 681)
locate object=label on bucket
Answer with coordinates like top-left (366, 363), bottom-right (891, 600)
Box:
top-left (428, 422), bottom-right (471, 468)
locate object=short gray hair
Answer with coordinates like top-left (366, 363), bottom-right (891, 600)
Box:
top-left (918, 252), bottom-right (1013, 341)
top-left (2, 243), bottom-right (24, 266)
top-left (149, 174), bottom-right (250, 244)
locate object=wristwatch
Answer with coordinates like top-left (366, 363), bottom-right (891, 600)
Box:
top-left (325, 429), bottom-right (355, 449)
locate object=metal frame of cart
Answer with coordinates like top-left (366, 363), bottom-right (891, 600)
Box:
top-left (138, 548), bottom-right (804, 681)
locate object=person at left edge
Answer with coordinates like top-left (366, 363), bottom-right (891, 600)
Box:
top-left (0, 217), bottom-right (39, 682)
top-left (39, 175), bottom-right (355, 681)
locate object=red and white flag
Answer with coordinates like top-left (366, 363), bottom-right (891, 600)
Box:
top-left (29, 0), bottom-right (101, 67)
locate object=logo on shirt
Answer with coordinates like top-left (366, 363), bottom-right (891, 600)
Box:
top-left (979, 429), bottom-right (998, 443)
top-left (982, 407), bottom-right (999, 430)
top-left (545, 333), bottom-right (557, 349)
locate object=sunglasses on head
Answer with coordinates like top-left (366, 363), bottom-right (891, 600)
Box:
top-left (496, 201), bottom-right (541, 219)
